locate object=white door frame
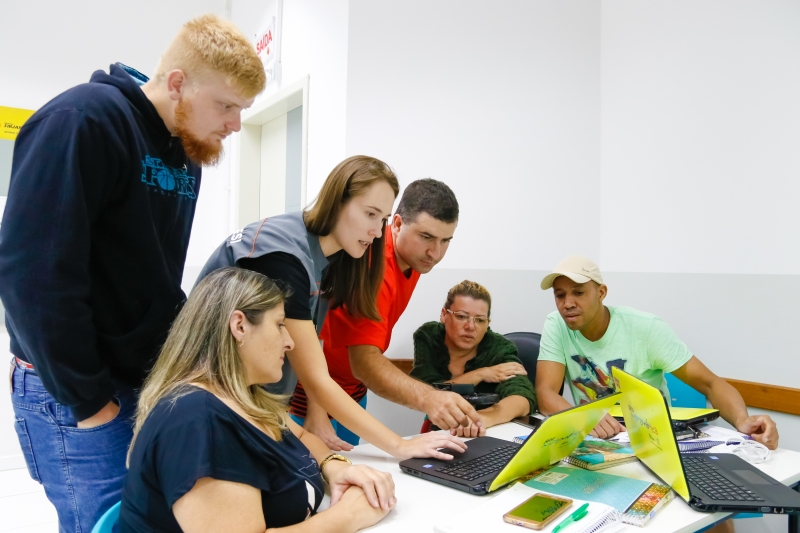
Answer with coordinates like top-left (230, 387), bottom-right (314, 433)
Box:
top-left (231, 75), bottom-right (309, 229)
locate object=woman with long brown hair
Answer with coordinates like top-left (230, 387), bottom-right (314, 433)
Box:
top-left (195, 155), bottom-right (466, 459)
top-left (121, 267), bottom-right (396, 532)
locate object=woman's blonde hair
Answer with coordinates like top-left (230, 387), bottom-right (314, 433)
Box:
top-left (304, 155), bottom-right (400, 321)
top-left (154, 14), bottom-right (266, 98)
top-left (444, 280), bottom-right (492, 317)
top-left (129, 267), bottom-right (289, 463)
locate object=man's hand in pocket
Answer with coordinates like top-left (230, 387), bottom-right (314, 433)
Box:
top-left (77, 400), bottom-right (120, 428)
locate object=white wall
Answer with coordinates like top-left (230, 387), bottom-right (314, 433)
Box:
top-left (347, 0), bottom-right (602, 271)
top-left (346, 0), bottom-right (800, 275)
top-left (600, 0), bottom-right (800, 275)
top-left (0, 1), bottom-right (226, 110)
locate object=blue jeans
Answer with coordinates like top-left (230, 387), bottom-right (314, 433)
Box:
top-left (10, 360), bottom-right (136, 533)
top-left (289, 395), bottom-right (367, 446)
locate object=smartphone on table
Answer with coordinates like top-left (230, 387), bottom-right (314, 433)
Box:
top-left (503, 493), bottom-right (573, 530)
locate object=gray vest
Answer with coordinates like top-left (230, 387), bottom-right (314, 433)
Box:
top-left (196, 211), bottom-right (330, 394)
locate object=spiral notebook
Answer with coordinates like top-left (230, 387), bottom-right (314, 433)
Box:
top-left (511, 435), bottom-right (638, 471)
top-left (678, 440), bottom-right (723, 452)
top-left (433, 483), bottom-right (624, 533)
top-left (562, 436), bottom-right (638, 470)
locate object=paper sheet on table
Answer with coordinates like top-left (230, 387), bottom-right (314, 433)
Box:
top-left (610, 431), bottom-right (630, 444)
top-left (611, 425), bottom-right (749, 453)
top-left (433, 483), bottom-right (624, 533)
top-left (695, 425), bottom-right (750, 440)
top-left (680, 425), bottom-right (751, 453)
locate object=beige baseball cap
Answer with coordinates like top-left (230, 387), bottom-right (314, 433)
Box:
top-left (540, 255), bottom-right (605, 290)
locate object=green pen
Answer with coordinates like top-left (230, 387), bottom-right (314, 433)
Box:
top-left (552, 502), bottom-right (589, 533)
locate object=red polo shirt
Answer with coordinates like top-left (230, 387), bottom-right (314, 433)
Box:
top-left (289, 231), bottom-right (420, 417)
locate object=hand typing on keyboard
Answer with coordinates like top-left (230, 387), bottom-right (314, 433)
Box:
top-left (435, 445), bottom-right (518, 481)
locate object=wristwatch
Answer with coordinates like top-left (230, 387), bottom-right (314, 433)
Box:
top-left (319, 453), bottom-right (352, 483)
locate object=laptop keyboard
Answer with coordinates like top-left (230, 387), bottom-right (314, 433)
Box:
top-left (683, 456), bottom-right (765, 502)
top-left (435, 444), bottom-right (518, 481)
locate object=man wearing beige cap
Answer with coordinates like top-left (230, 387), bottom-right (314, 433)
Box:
top-left (536, 255), bottom-right (779, 450)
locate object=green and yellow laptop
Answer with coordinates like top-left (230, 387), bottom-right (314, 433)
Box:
top-left (399, 393), bottom-right (620, 495)
top-left (613, 367), bottom-right (800, 514)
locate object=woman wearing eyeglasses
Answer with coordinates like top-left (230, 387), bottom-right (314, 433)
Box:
top-left (410, 280), bottom-right (537, 437)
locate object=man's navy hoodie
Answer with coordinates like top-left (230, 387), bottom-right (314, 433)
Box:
top-left (0, 64), bottom-right (201, 420)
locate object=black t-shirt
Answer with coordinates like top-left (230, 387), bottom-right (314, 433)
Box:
top-left (120, 387), bottom-right (324, 532)
top-left (237, 252), bottom-right (312, 320)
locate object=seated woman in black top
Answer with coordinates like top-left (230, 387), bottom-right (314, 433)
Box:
top-left (121, 267), bottom-right (395, 533)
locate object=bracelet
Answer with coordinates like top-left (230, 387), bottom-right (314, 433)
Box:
top-left (319, 453), bottom-right (352, 483)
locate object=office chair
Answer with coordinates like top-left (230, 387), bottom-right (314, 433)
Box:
top-left (502, 331), bottom-right (563, 395)
top-left (91, 501), bottom-right (121, 533)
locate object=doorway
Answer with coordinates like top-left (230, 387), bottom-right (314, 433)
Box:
top-left (233, 76), bottom-right (309, 227)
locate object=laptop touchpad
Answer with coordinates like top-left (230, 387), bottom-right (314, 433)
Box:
top-left (733, 469), bottom-right (770, 485)
top-left (439, 448), bottom-right (466, 456)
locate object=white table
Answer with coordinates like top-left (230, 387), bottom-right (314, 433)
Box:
top-left (340, 422), bottom-right (800, 533)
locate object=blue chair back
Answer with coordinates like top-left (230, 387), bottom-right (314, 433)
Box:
top-left (664, 372), bottom-right (706, 408)
top-left (92, 501), bottom-right (121, 533)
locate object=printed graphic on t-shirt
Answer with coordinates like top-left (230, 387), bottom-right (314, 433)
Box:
top-left (141, 155), bottom-right (196, 199)
top-left (570, 355), bottom-right (627, 403)
top-left (297, 453), bottom-right (323, 518)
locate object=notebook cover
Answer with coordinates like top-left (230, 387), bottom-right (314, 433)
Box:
top-left (522, 466), bottom-right (651, 513)
top-left (621, 483), bottom-right (674, 527)
top-left (562, 436), bottom-right (638, 471)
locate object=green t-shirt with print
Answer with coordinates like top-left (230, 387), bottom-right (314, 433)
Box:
top-left (538, 306), bottom-right (693, 405)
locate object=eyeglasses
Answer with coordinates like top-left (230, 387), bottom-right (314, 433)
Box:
top-left (444, 308), bottom-right (490, 326)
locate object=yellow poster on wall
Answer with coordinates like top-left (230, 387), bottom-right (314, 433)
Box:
top-left (1, 106), bottom-right (35, 141)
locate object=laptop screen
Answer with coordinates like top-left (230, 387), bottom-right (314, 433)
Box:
top-left (613, 367), bottom-right (691, 502)
top-left (489, 392), bottom-right (620, 492)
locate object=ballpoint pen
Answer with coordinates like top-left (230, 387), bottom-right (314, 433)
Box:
top-left (552, 502), bottom-right (589, 533)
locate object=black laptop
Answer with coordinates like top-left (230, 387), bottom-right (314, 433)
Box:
top-left (400, 436), bottom-right (521, 495)
top-left (399, 393), bottom-right (621, 495)
top-left (614, 367), bottom-right (800, 514)
top-left (612, 406), bottom-right (720, 431)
